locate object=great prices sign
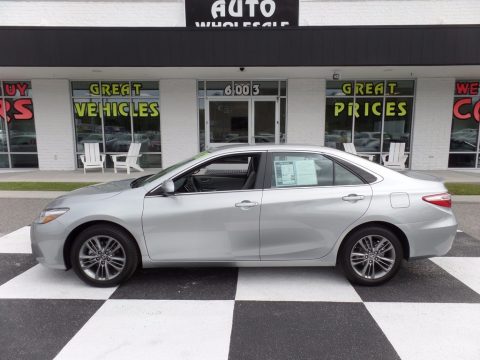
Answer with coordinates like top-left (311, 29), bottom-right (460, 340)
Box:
top-left (333, 81), bottom-right (409, 118)
top-left (453, 81), bottom-right (480, 122)
top-left (185, 0), bottom-right (299, 28)
top-left (0, 82), bottom-right (34, 123)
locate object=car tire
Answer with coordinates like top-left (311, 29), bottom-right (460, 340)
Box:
top-left (339, 226), bottom-right (403, 286)
top-left (71, 224), bottom-right (138, 287)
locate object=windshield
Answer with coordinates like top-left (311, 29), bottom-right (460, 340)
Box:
top-left (132, 151), bottom-right (210, 188)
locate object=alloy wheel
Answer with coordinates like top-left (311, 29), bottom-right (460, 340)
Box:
top-left (78, 235), bottom-right (126, 281)
top-left (349, 235), bottom-right (396, 280)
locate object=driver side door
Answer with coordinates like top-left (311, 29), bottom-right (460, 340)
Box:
top-left (142, 152), bottom-right (265, 261)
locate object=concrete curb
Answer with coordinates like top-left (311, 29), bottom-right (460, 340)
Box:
top-left (452, 195), bottom-right (480, 203)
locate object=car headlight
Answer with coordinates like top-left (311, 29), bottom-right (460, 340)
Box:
top-left (34, 208), bottom-right (69, 224)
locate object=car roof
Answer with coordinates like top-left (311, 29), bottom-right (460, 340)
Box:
top-left (210, 143), bottom-right (345, 154)
top-left (207, 143), bottom-right (399, 180)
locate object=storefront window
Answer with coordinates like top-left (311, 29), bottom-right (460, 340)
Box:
top-left (449, 80), bottom-right (480, 168)
top-left (72, 81), bottom-right (161, 168)
top-left (0, 81), bottom-right (38, 168)
top-left (325, 80), bottom-right (415, 165)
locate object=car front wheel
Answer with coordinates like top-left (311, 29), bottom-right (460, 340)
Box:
top-left (71, 224), bottom-right (138, 287)
top-left (339, 226), bottom-right (403, 286)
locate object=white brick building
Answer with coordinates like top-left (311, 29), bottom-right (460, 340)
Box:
top-left (0, 0), bottom-right (479, 170)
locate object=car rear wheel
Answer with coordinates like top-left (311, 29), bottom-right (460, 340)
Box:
top-left (339, 226), bottom-right (403, 286)
top-left (71, 224), bottom-right (138, 287)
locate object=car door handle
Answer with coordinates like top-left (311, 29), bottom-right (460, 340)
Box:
top-left (342, 194), bottom-right (365, 202)
top-left (235, 200), bottom-right (259, 209)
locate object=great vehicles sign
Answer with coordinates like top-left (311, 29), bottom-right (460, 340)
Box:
top-left (72, 82), bottom-right (159, 119)
top-left (185, 0), bottom-right (299, 28)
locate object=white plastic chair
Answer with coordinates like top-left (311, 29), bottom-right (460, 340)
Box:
top-left (343, 143), bottom-right (374, 161)
top-left (382, 143), bottom-right (408, 170)
top-left (80, 143), bottom-right (106, 173)
top-left (111, 142), bottom-right (144, 174)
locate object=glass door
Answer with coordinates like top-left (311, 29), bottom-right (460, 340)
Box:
top-left (252, 99), bottom-right (278, 144)
top-left (206, 99), bottom-right (249, 147)
top-left (206, 98), bottom-right (279, 148)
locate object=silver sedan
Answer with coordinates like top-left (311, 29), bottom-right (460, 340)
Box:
top-left (31, 145), bottom-right (457, 287)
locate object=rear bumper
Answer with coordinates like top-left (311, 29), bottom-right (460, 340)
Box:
top-left (30, 222), bottom-right (67, 270)
top-left (397, 215), bottom-right (458, 259)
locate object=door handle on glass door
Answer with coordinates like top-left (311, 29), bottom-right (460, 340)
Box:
top-left (342, 194), bottom-right (365, 202)
top-left (235, 200), bottom-right (259, 209)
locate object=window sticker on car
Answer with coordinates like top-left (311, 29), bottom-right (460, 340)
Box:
top-left (295, 160), bottom-right (318, 185)
top-left (274, 161), bottom-right (296, 186)
top-left (274, 160), bottom-right (317, 187)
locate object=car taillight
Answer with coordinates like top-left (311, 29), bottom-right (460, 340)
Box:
top-left (422, 193), bottom-right (452, 208)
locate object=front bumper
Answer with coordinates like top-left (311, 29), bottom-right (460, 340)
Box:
top-left (30, 221), bottom-right (68, 270)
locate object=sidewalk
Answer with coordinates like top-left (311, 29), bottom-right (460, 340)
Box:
top-left (413, 170), bottom-right (480, 183)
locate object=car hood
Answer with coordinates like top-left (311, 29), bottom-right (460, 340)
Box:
top-left (45, 179), bottom-right (134, 208)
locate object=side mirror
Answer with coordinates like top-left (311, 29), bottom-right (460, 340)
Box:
top-left (159, 180), bottom-right (175, 195)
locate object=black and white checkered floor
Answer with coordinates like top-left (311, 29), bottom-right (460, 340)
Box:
top-left (1, 227), bottom-right (480, 360)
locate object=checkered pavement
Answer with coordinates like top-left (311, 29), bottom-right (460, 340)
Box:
top-left (1, 227), bottom-right (480, 360)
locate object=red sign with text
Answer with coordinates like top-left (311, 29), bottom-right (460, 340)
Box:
top-left (453, 81), bottom-right (480, 122)
top-left (0, 82), bottom-right (34, 123)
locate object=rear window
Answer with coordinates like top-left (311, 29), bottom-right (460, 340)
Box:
top-left (331, 157), bottom-right (378, 184)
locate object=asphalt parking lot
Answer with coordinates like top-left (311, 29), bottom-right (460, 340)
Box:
top-left (0, 198), bottom-right (479, 360)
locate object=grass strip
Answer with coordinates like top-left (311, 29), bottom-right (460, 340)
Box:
top-left (445, 182), bottom-right (480, 195)
top-left (0, 182), bottom-right (99, 191)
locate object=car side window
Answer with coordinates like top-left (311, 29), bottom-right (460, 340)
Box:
top-left (271, 153), bottom-right (334, 188)
top-left (334, 162), bottom-right (364, 185)
top-left (174, 153), bottom-right (261, 193)
top-left (270, 152), bottom-right (365, 188)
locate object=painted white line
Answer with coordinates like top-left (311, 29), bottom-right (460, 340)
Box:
top-left (457, 230), bottom-right (464, 233)
top-left (366, 302), bottom-right (480, 360)
top-left (55, 300), bottom-right (235, 360)
top-left (0, 264), bottom-right (116, 300)
top-left (0, 226), bottom-right (31, 253)
top-left (431, 257), bottom-right (480, 296)
top-left (235, 268), bottom-right (362, 302)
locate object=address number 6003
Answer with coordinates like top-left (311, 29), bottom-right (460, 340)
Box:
top-left (224, 84), bottom-right (260, 96)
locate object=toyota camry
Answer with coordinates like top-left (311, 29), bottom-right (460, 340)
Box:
top-left (31, 145), bottom-right (457, 287)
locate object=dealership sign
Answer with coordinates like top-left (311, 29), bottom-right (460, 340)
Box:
top-left (185, 0), bottom-right (299, 28)
top-left (0, 82), bottom-right (34, 123)
top-left (73, 82), bottom-right (159, 118)
top-left (333, 81), bottom-right (408, 118)
top-left (453, 81), bottom-right (480, 122)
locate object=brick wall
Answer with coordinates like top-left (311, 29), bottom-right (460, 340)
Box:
top-left (0, 1), bottom-right (185, 27)
top-left (301, 1), bottom-right (480, 26)
top-left (31, 79), bottom-right (76, 170)
top-left (287, 79), bottom-right (325, 146)
top-left (160, 79), bottom-right (198, 167)
top-left (410, 78), bottom-right (455, 170)
top-left (0, 0), bottom-right (478, 27)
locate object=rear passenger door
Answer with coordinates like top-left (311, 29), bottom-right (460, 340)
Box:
top-left (260, 151), bottom-right (373, 260)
